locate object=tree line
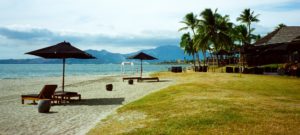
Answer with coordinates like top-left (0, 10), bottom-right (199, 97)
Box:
top-left (179, 8), bottom-right (271, 67)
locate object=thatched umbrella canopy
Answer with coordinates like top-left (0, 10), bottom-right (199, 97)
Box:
top-left (127, 52), bottom-right (157, 77)
top-left (26, 41), bottom-right (95, 92)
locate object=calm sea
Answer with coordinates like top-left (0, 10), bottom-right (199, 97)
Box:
top-left (0, 64), bottom-right (188, 79)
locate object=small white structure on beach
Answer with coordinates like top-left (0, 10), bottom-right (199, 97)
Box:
top-left (121, 62), bottom-right (135, 75)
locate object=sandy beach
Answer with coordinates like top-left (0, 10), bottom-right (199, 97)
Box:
top-left (0, 74), bottom-right (173, 135)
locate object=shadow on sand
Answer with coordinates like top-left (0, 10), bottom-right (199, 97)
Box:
top-left (139, 79), bottom-right (172, 83)
top-left (64, 98), bottom-right (125, 106)
top-left (46, 111), bottom-right (58, 114)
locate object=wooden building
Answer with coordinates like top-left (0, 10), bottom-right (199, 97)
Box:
top-left (243, 26), bottom-right (300, 66)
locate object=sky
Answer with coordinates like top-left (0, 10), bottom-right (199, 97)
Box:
top-left (0, 0), bottom-right (300, 59)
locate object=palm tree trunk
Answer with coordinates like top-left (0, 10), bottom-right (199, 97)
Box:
top-left (196, 52), bottom-right (201, 67)
top-left (202, 50), bottom-right (206, 66)
top-left (191, 30), bottom-right (201, 67)
top-left (213, 54), bottom-right (215, 72)
top-left (192, 53), bottom-right (196, 68)
top-left (216, 54), bottom-right (220, 67)
top-left (239, 51), bottom-right (242, 77)
top-left (210, 52), bottom-right (215, 72)
top-left (207, 51), bottom-right (214, 71)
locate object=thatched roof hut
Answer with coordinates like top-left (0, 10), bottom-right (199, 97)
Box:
top-left (244, 26), bottom-right (300, 66)
top-left (254, 26), bottom-right (300, 46)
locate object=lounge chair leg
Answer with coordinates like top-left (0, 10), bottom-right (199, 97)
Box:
top-left (22, 99), bottom-right (24, 104)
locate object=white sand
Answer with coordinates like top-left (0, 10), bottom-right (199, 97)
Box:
top-left (0, 75), bottom-right (173, 135)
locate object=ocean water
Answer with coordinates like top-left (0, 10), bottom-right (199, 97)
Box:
top-left (0, 64), bottom-right (188, 79)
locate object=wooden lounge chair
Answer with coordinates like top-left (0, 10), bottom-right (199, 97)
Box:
top-left (21, 85), bottom-right (58, 104)
top-left (122, 77), bottom-right (141, 82)
top-left (54, 91), bottom-right (81, 103)
top-left (139, 77), bottom-right (159, 82)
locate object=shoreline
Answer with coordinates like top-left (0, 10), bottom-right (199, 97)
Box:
top-left (0, 74), bottom-right (174, 135)
top-left (0, 73), bottom-right (134, 80)
top-left (0, 72), bottom-right (152, 80)
top-left (0, 63), bottom-right (188, 80)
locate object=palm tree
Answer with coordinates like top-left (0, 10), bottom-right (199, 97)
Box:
top-left (197, 8), bottom-right (233, 67)
top-left (179, 12), bottom-right (198, 35)
top-left (194, 25), bottom-right (209, 66)
top-left (231, 24), bottom-right (249, 70)
top-left (233, 24), bottom-right (261, 46)
top-left (180, 33), bottom-right (196, 67)
top-left (233, 24), bottom-right (249, 46)
top-left (232, 24), bottom-right (261, 72)
top-left (237, 8), bottom-right (260, 44)
top-left (179, 12), bottom-right (201, 67)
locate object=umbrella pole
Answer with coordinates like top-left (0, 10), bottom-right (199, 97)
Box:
top-left (140, 59), bottom-right (143, 77)
top-left (62, 58), bottom-right (65, 93)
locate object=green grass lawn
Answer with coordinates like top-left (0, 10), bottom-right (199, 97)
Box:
top-left (88, 72), bottom-right (300, 135)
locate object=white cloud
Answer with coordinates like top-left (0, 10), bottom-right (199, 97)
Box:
top-left (0, 0), bottom-right (299, 58)
top-left (0, 27), bottom-right (179, 58)
top-left (1, 0), bottom-right (298, 35)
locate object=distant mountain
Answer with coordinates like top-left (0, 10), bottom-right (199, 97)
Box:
top-left (84, 49), bottom-right (126, 63)
top-left (0, 58), bottom-right (61, 64)
top-left (127, 45), bottom-right (194, 62)
top-left (0, 45), bottom-right (199, 64)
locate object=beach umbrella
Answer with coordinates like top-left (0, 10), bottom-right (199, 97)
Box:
top-left (127, 52), bottom-right (157, 77)
top-left (25, 41), bottom-right (95, 92)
